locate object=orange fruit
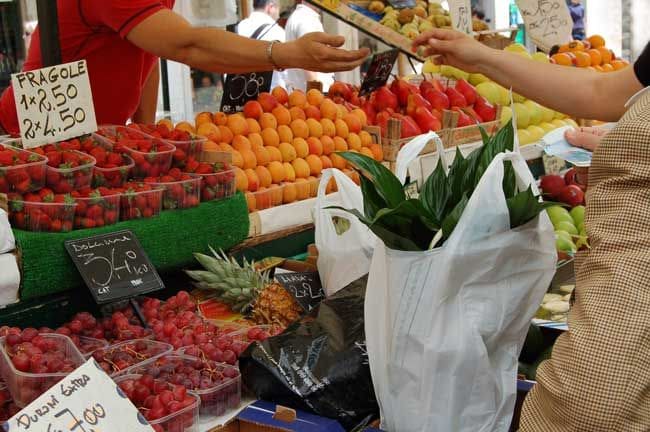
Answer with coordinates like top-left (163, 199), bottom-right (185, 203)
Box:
top-left (611, 59), bottom-right (628, 70)
top-left (551, 53), bottom-right (573, 66)
top-left (360, 147), bottom-right (374, 159)
top-left (567, 40), bottom-right (585, 52)
top-left (196, 122), bottom-right (219, 138)
top-left (320, 155), bottom-right (333, 170)
top-left (573, 51), bottom-right (591, 68)
top-left (234, 167), bottom-right (248, 192)
top-left (240, 149), bottom-right (257, 170)
top-left (227, 114), bottom-right (249, 136)
top-left (289, 107), bottom-right (306, 121)
top-left (245, 192), bottom-right (256, 212)
top-left (278, 125), bottom-right (293, 144)
top-left (330, 153), bottom-right (347, 170)
top-left (557, 43), bottom-right (570, 53)
top-left (266, 145), bottom-right (282, 163)
top-left (601, 63), bottom-right (614, 72)
top-left (333, 136), bottom-right (348, 152)
top-left (259, 112), bottom-right (278, 130)
top-left (306, 137), bottom-right (323, 156)
top-left (292, 158), bottom-right (310, 179)
top-left (343, 113), bottom-right (362, 134)
top-left (336, 104), bottom-right (348, 120)
top-left (288, 90), bottom-right (307, 108)
top-left (246, 118), bottom-right (261, 134)
top-left (306, 89), bottom-right (324, 106)
top-left (597, 47), bottom-right (613, 64)
top-left (244, 168), bottom-right (259, 192)
top-left (219, 143), bottom-right (234, 152)
top-left (203, 140), bottom-right (219, 152)
top-left (321, 136), bottom-right (335, 155)
top-left (248, 132), bottom-right (264, 149)
top-left (255, 166), bottom-right (272, 188)
top-left (282, 182), bottom-right (297, 204)
top-left (320, 118), bottom-right (336, 137)
top-left (195, 112), bottom-right (213, 127)
top-left (272, 106), bottom-right (291, 126)
top-left (271, 87), bottom-right (289, 105)
top-left (283, 162), bottom-right (296, 182)
top-left (253, 146), bottom-right (271, 166)
top-left (587, 34), bottom-right (606, 49)
top-left (350, 109), bottom-right (368, 127)
top-left (334, 119), bottom-right (349, 139)
top-left (359, 130), bottom-right (373, 147)
top-left (292, 137), bottom-right (309, 158)
top-left (306, 118), bottom-right (323, 138)
top-left (261, 128), bottom-right (280, 147)
top-left (243, 101), bottom-right (263, 120)
top-left (278, 142), bottom-right (297, 162)
top-left (213, 112), bottom-right (228, 126)
top-left (320, 99), bottom-right (338, 121)
top-left (290, 119), bottom-right (309, 139)
top-left (304, 105), bottom-right (322, 120)
top-left (586, 48), bottom-right (602, 66)
top-left (267, 161), bottom-right (286, 184)
top-left (347, 133), bottom-right (362, 151)
top-left (232, 135), bottom-right (252, 152)
top-left (218, 126), bottom-right (233, 144)
top-left (370, 144), bottom-right (384, 161)
top-left (231, 150), bottom-right (244, 168)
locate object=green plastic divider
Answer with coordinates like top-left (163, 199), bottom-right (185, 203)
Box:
top-left (13, 193), bottom-right (250, 301)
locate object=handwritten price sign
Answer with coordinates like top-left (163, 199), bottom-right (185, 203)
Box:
top-left (11, 60), bottom-right (97, 149)
top-left (449, 0), bottom-right (473, 35)
top-left (220, 71), bottom-right (273, 114)
top-left (2, 360), bottom-right (154, 432)
top-left (275, 271), bottom-right (324, 312)
top-left (516, 0), bottom-right (572, 51)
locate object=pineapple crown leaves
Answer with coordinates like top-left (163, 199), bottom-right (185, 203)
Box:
top-left (332, 120), bottom-right (548, 252)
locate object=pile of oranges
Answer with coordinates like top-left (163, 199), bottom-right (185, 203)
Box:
top-left (165, 87), bottom-right (383, 212)
top-left (551, 35), bottom-right (629, 72)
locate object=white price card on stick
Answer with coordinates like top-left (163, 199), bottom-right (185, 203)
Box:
top-left (2, 359), bottom-right (155, 432)
top-left (515, 0), bottom-right (572, 52)
top-left (11, 60), bottom-right (98, 149)
top-left (448, 0), bottom-right (473, 35)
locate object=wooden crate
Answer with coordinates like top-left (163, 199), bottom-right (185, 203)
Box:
top-left (475, 27), bottom-right (519, 50)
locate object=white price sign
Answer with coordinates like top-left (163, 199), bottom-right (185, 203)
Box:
top-left (515, 0), bottom-right (572, 52)
top-left (2, 360), bottom-right (155, 432)
top-left (11, 60), bottom-right (98, 149)
top-left (449, 0), bottom-right (473, 35)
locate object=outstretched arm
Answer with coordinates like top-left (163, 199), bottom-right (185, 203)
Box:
top-left (132, 62), bottom-right (159, 124)
top-left (127, 9), bottom-right (369, 75)
top-left (413, 29), bottom-right (643, 121)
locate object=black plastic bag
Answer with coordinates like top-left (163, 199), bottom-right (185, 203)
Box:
top-left (239, 276), bottom-right (378, 430)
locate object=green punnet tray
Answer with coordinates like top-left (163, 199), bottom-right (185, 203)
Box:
top-left (13, 193), bottom-right (250, 300)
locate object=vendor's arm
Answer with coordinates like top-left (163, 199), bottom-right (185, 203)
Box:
top-left (127, 9), bottom-right (369, 75)
top-left (412, 29), bottom-right (644, 121)
top-left (132, 62), bottom-right (159, 124)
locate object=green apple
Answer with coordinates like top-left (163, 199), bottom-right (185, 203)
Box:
top-left (570, 205), bottom-right (585, 226)
top-left (498, 85), bottom-right (511, 106)
top-left (539, 122), bottom-right (556, 133)
top-left (557, 220), bottom-right (578, 235)
top-left (552, 119), bottom-right (567, 128)
top-left (517, 129), bottom-right (534, 146)
top-left (547, 206), bottom-right (574, 227)
top-left (524, 100), bottom-right (543, 125)
top-left (476, 82), bottom-right (501, 105)
top-left (513, 103), bottom-right (531, 128)
top-left (500, 106), bottom-right (513, 127)
top-left (469, 73), bottom-right (490, 86)
top-left (540, 106), bottom-right (555, 123)
top-left (532, 52), bottom-right (550, 63)
top-left (555, 231), bottom-right (577, 253)
top-left (527, 125), bottom-right (545, 141)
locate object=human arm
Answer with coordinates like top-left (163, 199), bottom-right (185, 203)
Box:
top-left (412, 29), bottom-right (643, 121)
top-left (132, 62), bottom-right (159, 124)
top-left (126, 9), bottom-right (369, 75)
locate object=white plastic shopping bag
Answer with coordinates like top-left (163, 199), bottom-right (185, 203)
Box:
top-left (0, 209), bottom-right (15, 254)
top-left (365, 151), bottom-right (557, 432)
top-left (314, 168), bottom-right (376, 296)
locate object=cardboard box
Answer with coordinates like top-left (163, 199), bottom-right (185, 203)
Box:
top-left (238, 401), bottom-right (345, 432)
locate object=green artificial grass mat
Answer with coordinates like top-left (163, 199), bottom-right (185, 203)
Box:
top-left (13, 193), bottom-right (249, 301)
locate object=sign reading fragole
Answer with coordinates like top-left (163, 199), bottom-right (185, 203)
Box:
top-left (11, 60), bottom-right (97, 149)
top-left (275, 271), bottom-right (325, 313)
top-left (515, 0), bottom-right (572, 52)
top-left (64, 230), bottom-right (164, 304)
top-left (448, 0), bottom-right (473, 35)
top-left (2, 359), bottom-right (155, 432)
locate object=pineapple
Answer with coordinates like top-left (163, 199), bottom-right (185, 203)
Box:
top-left (186, 247), bottom-right (303, 327)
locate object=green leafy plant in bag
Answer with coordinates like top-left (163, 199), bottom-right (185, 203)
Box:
top-left (330, 121), bottom-right (556, 251)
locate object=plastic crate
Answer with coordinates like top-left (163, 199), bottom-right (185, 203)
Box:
top-left (0, 334), bottom-right (85, 407)
top-left (7, 198), bottom-right (76, 232)
top-left (123, 143), bottom-right (175, 179)
top-left (92, 339), bottom-right (173, 377)
top-left (73, 192), bottom-right (121, 229)
top-left (92, 154), bottom-right (134, 188)
top-left (148, 177), bottom-right (201, 210)
top-left (76, 336), bottom-right (109, 359)
top-left (190, 169), bottom-right (236, 202)
top-left (0, 144), bottom-right (47, 194)
top-left (45, 150), bottom-right (96, 193)
top-left (120, 188), bottom-right (164, 221)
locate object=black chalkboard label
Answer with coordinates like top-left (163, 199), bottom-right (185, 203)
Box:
top-left (65, 230), bottom-right (164, 304)
top-left (275, 271), bottom-right (325, 313)
top-left (220, 71), bottom-right (274, 113)
top-left (359, 49), bottom-right (400, 96)
top-left (387, 0), bottom-right (416, 8)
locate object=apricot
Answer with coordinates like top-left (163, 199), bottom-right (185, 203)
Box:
top-left (244, 168), bottom-right (260, 192)
top-left (336, 104), bottom-right (348, 120)
top-left (350, 108), bottom-right (368, 127)
top-left (243, 101), bottom-right (263, 119)
top-left (205, 128), bottom-right (221, 143)
top-left (306, 176), bottom-right (319, 197)
top-left (272, 105), bottom-right (291, 126)
top-left (282, 182), bottom-right (297, 204)
top-left (267, 161), bottom-right (286, 184)
top-left (359, 130), bottom-right (373, 147)
top-left (370, 144), bottom-right (384, 161)
top-left (271, 87), bottom-right (289, 105)
top-left (227, 115), bottom-right (249, 136)
top-left (203, 140), bottom-right (219, 152)
top-left (261, 128), bottom-right (280, 147)
top-left (588, 35), bottom-right (606, 49)
top-left (587, 48), bottom-right (602, 66)
top-left (248, 132), bottom-right (264, 149)
top-left (219, 143), bottom-right (234, 152)
top-left (360, 146), bottom-right (374, 159)
top-left (335, 119), bottom-right (349, 139)
top-left (294, 178), bottom-right (310, 200)
top-left (597, 47), bottom-right (613, 64)
top-left (611, 59), bottom-right (628, 70)
top-left (347, 132), bottom-right (362, 151)
top-left (231, 150), bottom-right (244, 168)
top-left (320, 155), bottom-right (333, 170)
top-left (333, 136), bottom-right (348, 152)
top-left (157, 119), bottom-right (173, 131)
top-left (289, 107), bottom-right (306, 121)
top-left (213, 112), bottom-right (228, 126)
top-left (320, 118), bottom-right (336, 137)
top-left (306, 118), bottom-right (323, 138)
top-left (175, 121), bottom-right (195, 134)
top-left (196, 122), bottom-right (219, 138)
top-left (320, 99), bottom-right (338, 121)
top-left (259, 112), bottom-right (278, 130)
top-left (240, 149), bottom-right (257, 170)
top-left (255, 187), bottom-right (272, 210)
top-left (232, 135), bottom-right (252, 152)
top-left (277, 125), bottom-right (293, 143)
top-left (551, 53), bottom-right (572, 66)
top-left (321, 136), bottom-right (335, 155)
top-left (278, 142), bottom-right (297, 162)
top-left (326, 177), bottom-right (338, 194)
top-left (292, 158), bottom-right (310, 179)
top-left (290, 119), bottom-right (310, 139)
top-left (195, 112), bottom-right (213, 127)
top-left (246, 118), bottom-right (261, 134)
top-left (218, 126), bottom-right (234, 144)
top-left (283, 162), bottom-right (296, 182)
top-left (266, 146), bottom-right (282, 163)
top-left (292, 137), bottom-right (309, 158)
top-left (573, 51), bottom-right (591, 67)
top-left (253, 146), bottom-right (271, 166)
top-left (288, 90), bottom-right (307, 108)
top-left (330, 153), bottom-right (347, 170)
top-left (306, 89), bottom-right (324, 106)
top-left (343, 113), bottom-right (362, 134)
top-left (304, 105), bottom-right (322, 120)
top-left (234, 167), bottom-right (248, 192)
top-left (268, 184), bottom-right (284, 206)
top-left (601, 63), bottom-right (614, 72)
top-left (245, 192), bottom-right (256, 212)
top-left (258, 92), bottom-right (279, 112)
top-left (307, 137), bottom-right (323, 156)
top-left (255, 166), bottom-right (272, 188)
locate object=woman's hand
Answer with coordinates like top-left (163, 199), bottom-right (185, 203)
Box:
top-left (565, 127), bottom-right (609, 187)
top-left (275, 33), bottom-right (370, 72)
top-left (411, 28), bottom-right (492, 73)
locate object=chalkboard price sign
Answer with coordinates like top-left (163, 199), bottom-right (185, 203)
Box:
top-left (275, 271), bottom-right (325, 313)
top-left (220, 71), bottom-right (274, 113)
top-left (359, 49), bottom-right (399, 96)
top-left (65, 230), bottom-right (164, 304)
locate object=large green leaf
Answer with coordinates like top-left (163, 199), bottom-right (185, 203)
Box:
top-left (502, 160), bottom-right (517, 199)
top-left (338, 151), bottom-right (406, 208)
top-left (420, 158), bottom-right (449, 226)
top-left (447, 147), bottom-right (469, 207)
top-left (474, 121), bottom-right (515, 189)
top-left (359, 175), bottom-right (386, 219)
top-left (507, 186), bottom-right (557, 228)
top-left (441, 193), bottom-right (469, 240)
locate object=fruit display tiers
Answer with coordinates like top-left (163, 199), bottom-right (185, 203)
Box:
top-left (11, 193), bottom-right (249, 301)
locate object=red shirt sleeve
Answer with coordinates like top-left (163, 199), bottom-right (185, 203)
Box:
top-left (87, 0), bottom-right (168, 39)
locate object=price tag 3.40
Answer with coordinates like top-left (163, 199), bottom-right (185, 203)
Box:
top-left (11, 60), bottom-right (98, 149)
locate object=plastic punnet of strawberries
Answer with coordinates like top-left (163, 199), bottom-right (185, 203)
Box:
top-left (119, 182), bottom-right (164, 220)
top-left (7, 188), bottom-right (76, 232)
top-left (87, 144), bottom-right (134, 188)
top-left (140, 124), bottom-right (205, 170)
top-left (184, 159), bottom-right (235, 202)
top-left (143, 168), bottom-right (201, 210)
top-left (116, 374), bottom-right (198, 432)
top-left (116, 138), bottom-right (175, 179)
top-left (71, 186), bottom-right (121, 229)
top-left (0, 145), bottom-right (47, 194)
top-left (41, 146), bottom-right (96, 193)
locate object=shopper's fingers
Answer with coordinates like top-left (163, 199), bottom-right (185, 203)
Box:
top-left (307, 32), bottom-right (346, 48)
top-left (565, 129), bottom-right (601, 152)
top-left (320, 57), bottom-right (369, 72)
top-left (412, 28), bottom-right (462, 48)
top-left (317, 45), bottom-right (370, 63)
